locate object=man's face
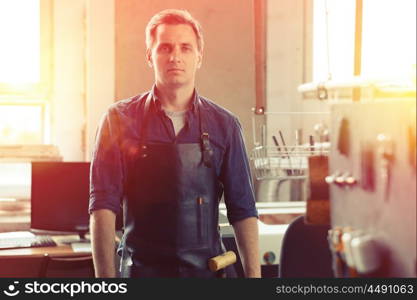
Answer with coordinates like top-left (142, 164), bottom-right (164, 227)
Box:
top-left (147, 24), bottom-right (202, 88)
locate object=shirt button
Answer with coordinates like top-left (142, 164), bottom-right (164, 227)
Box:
top-left (142, 145), bottom-right (147, 150)
top-left (141, 154), bottom-right (147, 158)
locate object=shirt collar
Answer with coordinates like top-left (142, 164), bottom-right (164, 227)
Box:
top-left (150, 84), bottom-right (199, 115)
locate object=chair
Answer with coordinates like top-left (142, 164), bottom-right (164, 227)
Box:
top-left (279, 216), bottom-right (333, 277)
top-left (40, 254), bottom-right (95, 277)
top-left (0, 256), bottom-right (48, 277)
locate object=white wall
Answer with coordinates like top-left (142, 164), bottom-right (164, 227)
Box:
top-left (85, 0), bottom-right (115, 160)
top-left (266, 0), bottom-right (304, 146)
top-left (52, 0), bottom-right (85, 161)
top-left (266, 0), bottom-right (329, 147)
top-left (51, 0), bottom-right (115, 161)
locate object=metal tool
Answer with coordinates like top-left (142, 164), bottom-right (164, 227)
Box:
top-left (272, 135), bottom-right (281, 152)
top-left (309, 135), bottom-right (315, 152)
top-left (278, 130), bottom-right (289, 158)
top-left (295, 129), bottom-right (303, 146)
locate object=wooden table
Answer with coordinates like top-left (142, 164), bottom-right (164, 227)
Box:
top-left (0, 243), bottom-right (92, 277)
top-left (0, 244), bottom-right (90, 258)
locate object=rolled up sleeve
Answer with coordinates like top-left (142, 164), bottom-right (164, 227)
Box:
top-left (220, 117), bottom-right (258, 225)
top-left (89, 107), bottom-right (124, 215)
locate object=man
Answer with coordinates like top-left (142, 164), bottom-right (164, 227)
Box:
top-left (89, 9), bottom-right (260, 278)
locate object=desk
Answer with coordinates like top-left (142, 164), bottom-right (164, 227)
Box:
top-left (0, 244), bottom-right (90, 258)
top-left (0, 242), bottom-right (92, 277)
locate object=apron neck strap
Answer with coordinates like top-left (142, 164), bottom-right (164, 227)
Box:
top-left (198, 100), bottom-right (213, 167)
top-left (139, 92), bottom-right (153, 145)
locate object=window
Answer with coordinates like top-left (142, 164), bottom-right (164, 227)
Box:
top-left (0, 104), bottom-right (45, 144)
top-left (361, 0), bottom-right (416, 80)
top-left (0, 0), bottom-right (52, 145)
top-left (313, 0), bottom-right (416, 82)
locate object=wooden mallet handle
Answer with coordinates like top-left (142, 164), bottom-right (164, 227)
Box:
top-left (208, 251), bottom-right (237, 272)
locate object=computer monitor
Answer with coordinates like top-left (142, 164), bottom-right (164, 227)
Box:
top-left (31, 162), bottom-right (90, 240)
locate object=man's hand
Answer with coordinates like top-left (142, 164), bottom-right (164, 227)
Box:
top-left (232, 217), bottom-right (261, 278)
top-left (90, 209), bottom-right (117, 277)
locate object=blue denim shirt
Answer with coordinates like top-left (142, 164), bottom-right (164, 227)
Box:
top-left (89, 87), bottom-right (258, 225)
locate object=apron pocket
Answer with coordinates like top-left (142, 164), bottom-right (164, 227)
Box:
top-left (177, 197), bottom-right (209, 249)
